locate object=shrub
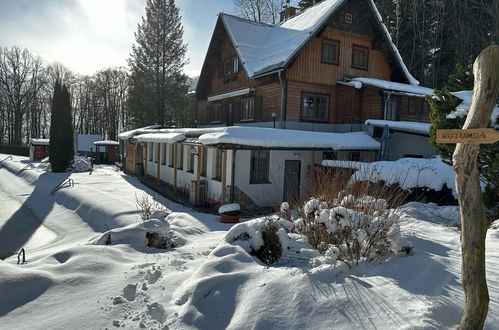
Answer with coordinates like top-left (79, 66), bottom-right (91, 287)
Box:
top-left (135, 193), bottom-right (171, 221)
top-left (291, 193), bottom-right (401, 265)
top-left (252, 217), bottom-right (282, 265)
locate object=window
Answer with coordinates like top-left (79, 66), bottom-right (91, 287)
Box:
top-left (345, 13), bottom-right (353, 24)
top-left (349, 151), bottom-right (361, 162)
top-left (301, 93), bottom-right (329, 121)
top-left (241, 98), bottom-right (255, 121)
top-left (154, 143), bottom-right (160, 163)
top-left (161, 143), bottom-right (167, 165)
top-left (213, 149), bottom-right (222, 181)
top-left (201, 147), bottom-right (207, 177)
top-left (176, 145), bottom-right (183, 170)
top-left (148, 142), bottom-right (153, 161)
top-left (352, 45), bottom-right (368, 70)
top-left (322, 39), bottom-right (340, 65)
top-left (421, 101), bottom-right (430, 114)
top-left (224, 56), bottom-right (239, 76)
top-left (408, 98), bottom-right (415, 113)
top-left (250, 150), bottom-right (270, 184)
top-left (384, 98), bottom-right (399, 120)
top-left (211, 103), bottom-right (222, 123)
top-left (187, 146), bottom-right (195, 173)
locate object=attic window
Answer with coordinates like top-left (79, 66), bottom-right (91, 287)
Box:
top-left (224, 56), bottom-right (239, 76)
top-left (345, 13), bottom-right (353, 24)
top-left (322, 39), bottom-right (340, 65)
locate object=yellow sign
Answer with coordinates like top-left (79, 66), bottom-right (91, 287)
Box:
top-left (437, 128), bottom-right (499, 144)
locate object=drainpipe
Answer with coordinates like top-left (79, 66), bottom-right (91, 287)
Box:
top-left (230, 149), bottom-right (237, 203)
top-left (278, 70), bottom-right (286, 129)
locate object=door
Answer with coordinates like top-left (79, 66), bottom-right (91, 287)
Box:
top-left (284, 160), bottom-right (301, 203)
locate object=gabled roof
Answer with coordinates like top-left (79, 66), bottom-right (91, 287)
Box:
top-left (219, 0), bottom-right (418, 84)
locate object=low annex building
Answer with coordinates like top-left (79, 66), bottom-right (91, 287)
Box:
top-left (118, 126), bottom-right (380, 209)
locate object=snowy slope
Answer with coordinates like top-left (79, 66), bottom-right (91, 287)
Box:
top-left (0, 154), bottom-right (498, 329)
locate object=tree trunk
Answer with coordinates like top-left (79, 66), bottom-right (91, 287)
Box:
top-left (453, 44), bottom-right (499, 330)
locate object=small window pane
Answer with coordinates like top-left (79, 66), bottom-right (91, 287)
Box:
top-left (322, 40), bottom-right (339, 64)
top-left (352, 45), bottom-right (368, 70)
top-left (241, 98), bottom-right (254, 120)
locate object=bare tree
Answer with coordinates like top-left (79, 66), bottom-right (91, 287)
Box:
top-left (233, 0), bottom-right (283, 24)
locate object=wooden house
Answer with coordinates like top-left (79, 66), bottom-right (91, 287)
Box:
top-left (195, 0), bottom-right (435, 159)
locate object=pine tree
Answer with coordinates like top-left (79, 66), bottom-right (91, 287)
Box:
top-left (298, 0), bottom-right (318, 9)
top-left (428, 66), bottom-right (499, 210)
top-left (49, 80), bottom-right (74, 172)
top-left (127, 0), bottom-right (188, 128)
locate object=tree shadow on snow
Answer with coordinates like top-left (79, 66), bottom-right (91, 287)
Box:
top-left (0, 172), bottom-right (70, 258)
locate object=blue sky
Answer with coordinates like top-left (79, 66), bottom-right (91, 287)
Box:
top-left (0, 0), bottom-right (236, 77)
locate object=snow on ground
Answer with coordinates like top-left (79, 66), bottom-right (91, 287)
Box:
top-left (0, 153), bottom-right (498, 329)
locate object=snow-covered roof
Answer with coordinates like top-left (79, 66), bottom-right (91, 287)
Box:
top-left (322, 157), bottom-right (455, 195)
top-left (220, 0), bottom-right (418, 84)
top-left (125, 126), bottom-right (380, 150)
top-left (31, 138), bottom-right (50, 146)
top-left (93, 140), bottom-right (120, 146)
top-left (117, 125), bottom-right (164, 140)
top-left (447, 90), bottom-right (499, 128)
top-left (350, 77), bottom-right (434, 96)
top-left (134, 133), bottom-right (186, 144)
top-left (198, 127), bottom-right (380, 150)
top-left (365, 119), bottom-right (430, 135)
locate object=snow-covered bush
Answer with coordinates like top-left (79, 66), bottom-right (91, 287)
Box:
top-left (135, 193), bottom-right (171, 221)
top-left (291, 193), bottom-right (401, 265)
top-left (225, 216), bottom-right (297, 265)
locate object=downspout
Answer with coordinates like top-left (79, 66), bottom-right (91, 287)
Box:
top-left (230, 149), bottom-right (237, 203)
top-left (278, 70), bottom-right (286, 129)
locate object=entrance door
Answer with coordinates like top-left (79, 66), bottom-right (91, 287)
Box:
top-left (284, 160), bottom-right (301, 203)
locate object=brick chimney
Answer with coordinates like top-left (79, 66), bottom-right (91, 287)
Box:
top-left (279, 6), bottom-right (297, 22)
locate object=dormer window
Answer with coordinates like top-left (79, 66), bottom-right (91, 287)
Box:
top-left (345, 13), bottom-right (353, 24)
top-left (322, 39), bottom-right (340, 65)
top-left (224, 56), bottom-right (239, 76)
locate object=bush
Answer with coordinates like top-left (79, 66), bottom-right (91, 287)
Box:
top-left (135, 192), bottom-right (171, 221)
top-left (252, 218), bottom-right (282, 265)
top-left (291, 193), bottom-right (402, 265)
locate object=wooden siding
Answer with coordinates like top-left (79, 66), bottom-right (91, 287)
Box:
top-left (336, 84), bottom-right (362, 124)
top-left (360, 87), bottom-right (382, 122)
top-left (286, 28), bottom-right (392, 86)
top-left (286, 81), bottom-right (335, 123)
top-left (398, 96), bottom-right (431, 123)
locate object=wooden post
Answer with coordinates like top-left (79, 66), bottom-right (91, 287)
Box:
top-left (143, 143), bottom-right (148, 178)
top-left (173, 144), bottom-right (177, 189)
top-left (452, 45), bottom-right (499, 330)
top-left (221, 150), bottom-right (227, 204)
top-left (156, 143), bottom-right (160, 184)
top-left (195, 146), bottom-right (202, 205)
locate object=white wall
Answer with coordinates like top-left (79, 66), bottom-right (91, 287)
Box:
top-left (232, 150), bottom-right (314, 207)
top-left (388, 132), bottom-right (436, 160)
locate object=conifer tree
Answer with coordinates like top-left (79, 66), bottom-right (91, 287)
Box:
top-left (127, 0), bottom-right (188, 128)
top-left (49, 80), bottom-right (74, 172)
top-left (428, 65), bottom-right (499, 210)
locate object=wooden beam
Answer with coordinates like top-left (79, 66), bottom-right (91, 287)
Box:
top-left (156, 143), bottom-right (160, 184)
top-left (221, 150), bottom-right (227, 204)
top-left (195, 146), bottom-right (202, 205)
top-left (173, 144), bottom-right (177, 189)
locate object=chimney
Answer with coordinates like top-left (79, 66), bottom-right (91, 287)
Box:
top-left (279, 6), bottom-right (297, 22)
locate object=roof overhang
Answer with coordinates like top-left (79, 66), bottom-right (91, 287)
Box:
top-left (207, 87), bottom-right (254, 102)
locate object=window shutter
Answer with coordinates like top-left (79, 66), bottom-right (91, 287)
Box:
top-left (233, 101), bottom-right (241, 123)
top-left (255, 95), bottom-right (263, 120)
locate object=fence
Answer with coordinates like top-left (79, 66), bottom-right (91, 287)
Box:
top-left (0, 145), bottom-right (29, 156)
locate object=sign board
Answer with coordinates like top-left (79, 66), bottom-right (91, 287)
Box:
top-left (437, 128), bottom-right (499, 144)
